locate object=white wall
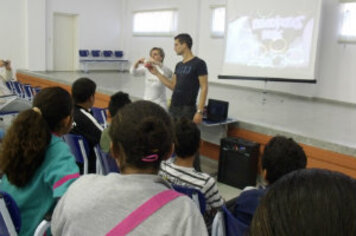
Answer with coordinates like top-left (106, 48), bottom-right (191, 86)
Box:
top-left (46, 0), bottom-right (122, 70)
top-left (26, 0), bottom-right (46, 71)
top-left (1, 0), bottom-right (355, 104)
top-left (206, 0), bottom-right (356, 104)
top-left (1, 0), bottom-right (123, 72)
top-left (121, 0), bottom-right (202, 71)
top-left (120, 0), bottom-right (356, 104)
top-left (0, 0), bottom-right (27, 73)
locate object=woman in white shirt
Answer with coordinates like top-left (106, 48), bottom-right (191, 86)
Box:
top-left (130, 48), bottom-right (172, 109)
top-left (0, 59), bottom-right (13, 95)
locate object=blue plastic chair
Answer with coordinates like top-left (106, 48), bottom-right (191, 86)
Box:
top-left (31, 87), bottom-right (41, 96)
top-left (0, 191), bottom-right (21, 236)
top-left (91, 50), bottom-right (101, 57)
top-left (63, 134), bottom-right (90, 175)
top-left (93, 145), bottom-right (119, 175)
top-left (11, 82), bottom-right (25, 99)
top-left (4, 81), bottom-right (14, 93)
top-left (103, 50), bottom-right (113, 57)
top-left (79, 50), bottom-right (89, 57)
top-left (23, 84), bottom-right (34, 101)
top-left (114, 51), bottom-right (123, 58)
top-left (172, 185), bottom-right (206, 214)
top-left (91, 107), bottom-right (108, 128)
top-left (212, 205), bottom-right (246, 236)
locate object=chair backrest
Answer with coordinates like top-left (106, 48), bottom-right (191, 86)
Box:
top-left (79, 50), bottom-right (89, 57)
top-left (62, 134), bottom-right (90, 174)
top-left (91, 107), bottom-right (108, 128)
top-left (11, 82), bottom-right (24, 98)
top-left (31, 87), bottom-right (41, 96)
top-left (94, 145), bottom-right (119, 175)
top-left (91, 50), bottom-right (101, 57)
top-left (223, 205), bottom-right (246, 236)
top-left (103, 50), bottom-right (113, 57)
top-left (5, 81), bottom-right (13, 93)
top-left (211, 210), bottom-right (226, 236)
top-left (33, 220), bottom-right (50, 236)
top-left (114, 50), bottom-right (123, 58)
top-left (0, 191), bottom-right (21, 236)
top-left (172, 184), bottom-right (206, 214)
top-left (23, 84), bottom-right (34, 101)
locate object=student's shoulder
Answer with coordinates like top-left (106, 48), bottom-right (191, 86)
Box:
top-left (66, 174), bottom-right (106, 194)
top-left (170, 192), bottom-right (202, 214)
top-left (193, 170), bottom-right (212, 180)
top-left (238, 187), bottom-right (266, 201)
top-left (46, 135), bottom-right (72, 157)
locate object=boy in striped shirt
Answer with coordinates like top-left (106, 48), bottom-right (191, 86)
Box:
top-left (159, 118), bottom-right (224, 212)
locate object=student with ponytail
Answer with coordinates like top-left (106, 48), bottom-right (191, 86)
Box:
top-left (52, 101), bottom-right (208, 235)
top-left (0, 87), bottom-right (80, 236)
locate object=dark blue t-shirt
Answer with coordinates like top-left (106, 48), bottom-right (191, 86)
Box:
top-left (233, 187), bottom-right (267, 233)
top-left (171, 57), bottom-right (207, 106)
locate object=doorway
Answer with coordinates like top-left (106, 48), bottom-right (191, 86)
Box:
top-left (53, 13), bottom-right (78, 71)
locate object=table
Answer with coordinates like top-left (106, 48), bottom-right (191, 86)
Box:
top-left (199, 118), bottom-right (237, 145)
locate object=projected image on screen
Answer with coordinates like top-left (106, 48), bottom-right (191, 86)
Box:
top-left (221, 0), bottom-right (322, 81)
top-left (225, 15), bottom-right (314, 68)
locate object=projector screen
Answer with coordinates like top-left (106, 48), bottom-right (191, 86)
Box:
top-left (220, 0), bottom-right (322, 82)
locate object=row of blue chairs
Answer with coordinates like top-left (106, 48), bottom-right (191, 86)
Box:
top-left (211, 205), bottom-right (245, 236)
top-left (62, 133), bottom-right (208, 214)
top-left (62, 134), bottom-right (118, 175)
top-left (0, 191), bottom-right (49, 236)
top-left (0, 134), bottom-right (209, 236)
top-left (79, 50), bottom-right (124, 58)
top-left (5, 81), bottom-right (41, 101)
top-left (91, 107), bottom-right (108, 129)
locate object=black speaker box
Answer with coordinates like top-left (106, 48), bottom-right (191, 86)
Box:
top-left (218, 137), bottom-right (260, 189)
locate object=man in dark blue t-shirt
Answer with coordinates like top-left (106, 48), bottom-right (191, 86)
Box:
top-left (148, 33), bottom-right (208, 124)
top-left (148, 33), bottom-right (208, 171)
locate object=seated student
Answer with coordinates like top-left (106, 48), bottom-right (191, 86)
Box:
top-left (51, 101), bottom-right (208, 235)
top-left (0, 87), bottom-right (79, 236)
top-left (100, 91), bottom-right (131, 153)
top-left (159, 118), bottom-right (224, 212)
top-left (233, 136), bottom-right (307, 233)
top-left (71, 77), bottom-right (103, 173)
top-left (250, 168), bottom-right (356, 236)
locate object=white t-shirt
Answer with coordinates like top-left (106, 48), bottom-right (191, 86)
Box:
top-left (0, 68), bottom-right (13, 96)
top-left (130, 64), bottom-right (173, 109)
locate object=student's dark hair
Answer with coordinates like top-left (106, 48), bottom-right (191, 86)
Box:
top-left (174, 118), bottom-right (200, 158)
top-left (150, 47), bottom-right (165, 62)
top-left (109, 101), bottom-right (173, 171)
top-left (262, 136), bottom-right (307, 184)
top-left (71, 77), bottom-right (96, 104)
top-left (108, 91), bottom-right (131, 117)
top-left (0, 87), bottom-right (73, 187)
top-left (174, 33), bottom-right (193, 49)
top-left (250, 168), bottom-right (356, 236)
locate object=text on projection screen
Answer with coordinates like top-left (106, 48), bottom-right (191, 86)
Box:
top-left (222, 0), bottom-right (322, 80)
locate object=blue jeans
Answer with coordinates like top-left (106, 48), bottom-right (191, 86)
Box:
top-left (169, 105), bottom-right (196, 121)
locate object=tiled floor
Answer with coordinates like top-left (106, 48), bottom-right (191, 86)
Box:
top-left (200, 155), bottom-right (218, 177)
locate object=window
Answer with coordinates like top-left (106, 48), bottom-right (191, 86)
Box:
top-left (211, 6), bottom-right (226, 37)
top-left (339, 2), bottom-right (356, 43)
top-left (133, 10), bottom-right (177, 36)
